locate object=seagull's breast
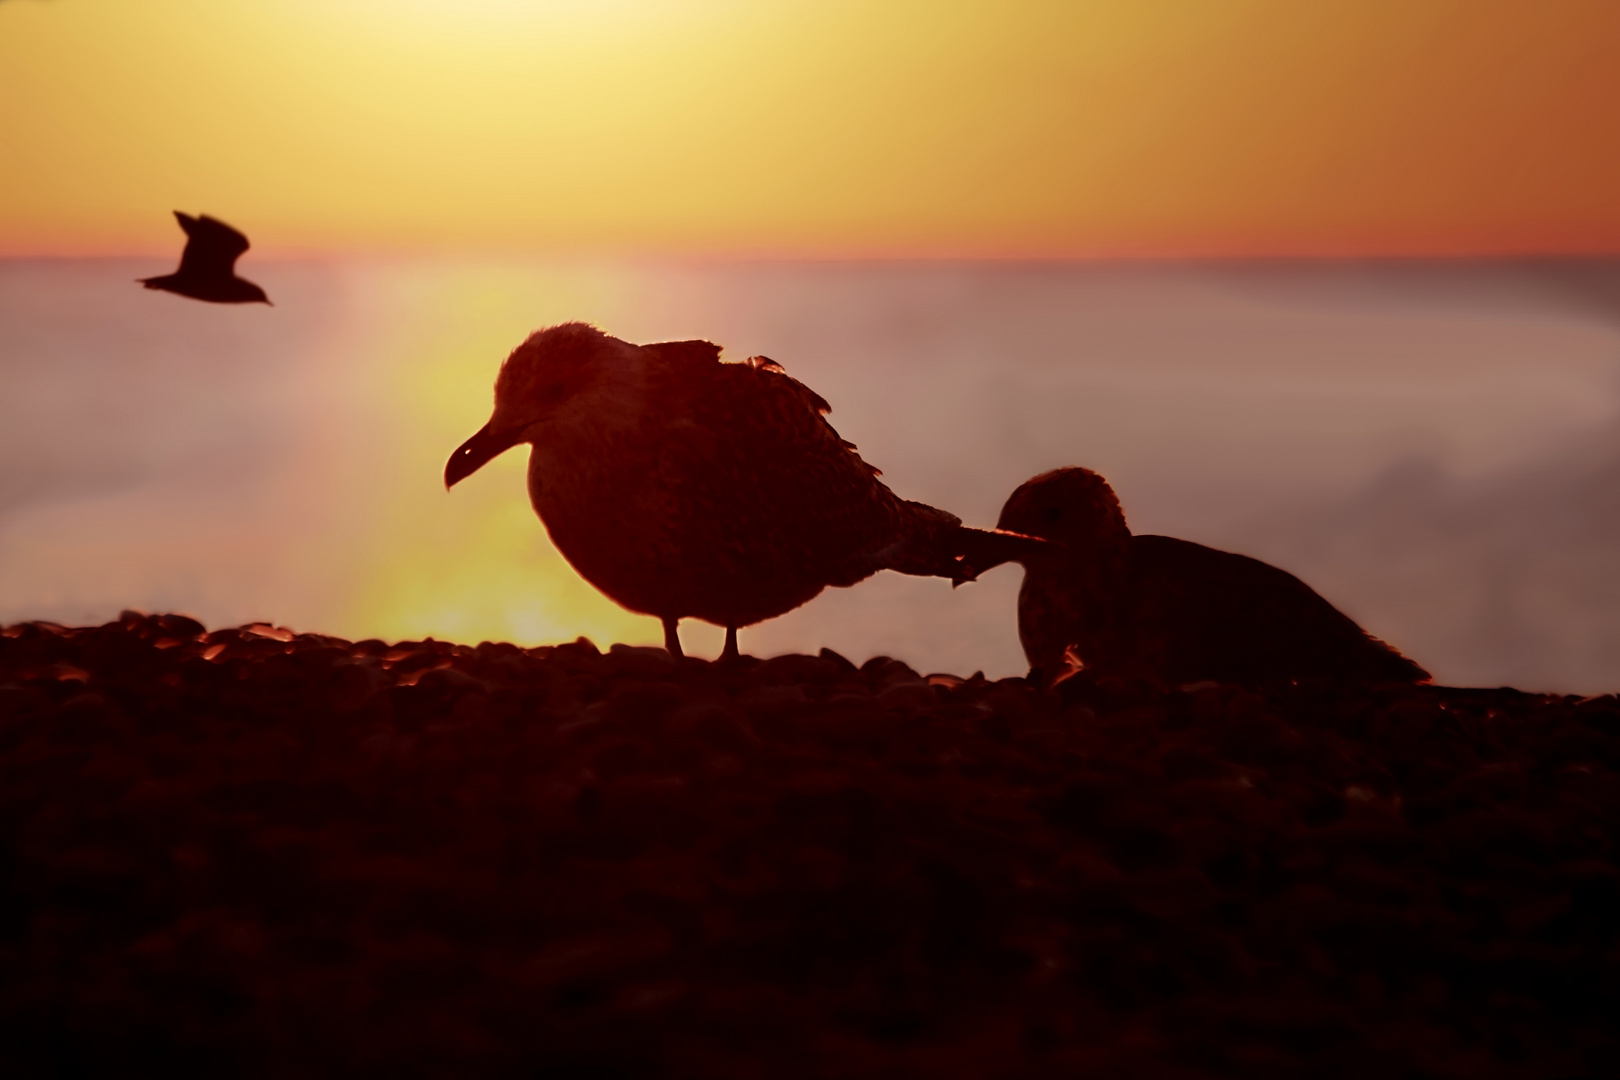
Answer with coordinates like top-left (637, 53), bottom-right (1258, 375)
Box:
top-left (520, 368), bottom-right (704, 613)
top-left (526, 369), bottom-right (661, 515)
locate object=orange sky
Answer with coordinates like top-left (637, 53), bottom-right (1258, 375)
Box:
top-left (2, 0), bottom-right (1618, 257)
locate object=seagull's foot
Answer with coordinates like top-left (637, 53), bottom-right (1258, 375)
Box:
top-left (662, 617), bottom-right (685, 660)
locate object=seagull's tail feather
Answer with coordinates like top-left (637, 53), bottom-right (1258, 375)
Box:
top-left (876, 516), bottom-right (1053, 585)
top-left (948, 526), bottom-right (1053, 583)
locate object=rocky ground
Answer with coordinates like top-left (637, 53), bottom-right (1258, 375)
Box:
top-left (1, 612), bottom-right (1617, 1078)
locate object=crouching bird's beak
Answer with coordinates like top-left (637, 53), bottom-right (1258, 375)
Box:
top-left (445, 421), bottom-right (526, 489)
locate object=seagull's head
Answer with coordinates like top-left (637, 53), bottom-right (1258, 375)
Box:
top-left (996, 467), bottom-right (1131, 552)
top-left (444, 322), bottom-right (628, 488)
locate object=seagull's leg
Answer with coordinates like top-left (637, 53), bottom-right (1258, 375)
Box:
top-left (662, 617), bottom-right (684, 659)
top-left (721, 626), bottom-right (739, 662)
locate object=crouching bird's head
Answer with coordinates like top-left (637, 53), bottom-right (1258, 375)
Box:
top-left (444, 322), bottom-right (627, 488)
top-left (996, 467), bottom-right (1131, 553)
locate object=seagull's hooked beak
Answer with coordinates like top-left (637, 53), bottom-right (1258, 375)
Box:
top-left (445, 421), bottom-right (527, 489)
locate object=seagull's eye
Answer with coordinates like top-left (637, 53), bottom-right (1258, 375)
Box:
top-left (1045, 506), bottom-right (1062, 522)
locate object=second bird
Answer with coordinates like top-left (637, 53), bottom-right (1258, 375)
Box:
top-left (988, 467), bottom-right (1430, 688)
top-left (445, 323), bottom-right (1038, 660)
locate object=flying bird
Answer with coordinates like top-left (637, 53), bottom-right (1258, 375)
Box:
top-left (987, 467), bottom-right (1430, 688)
top-left (138, 212), bottom-right (271, 305)
top-left (444, 322), bottom-right (1041, 660)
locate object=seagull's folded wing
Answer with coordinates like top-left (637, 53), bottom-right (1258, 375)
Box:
top-left (644, 350), bottom-right (938, 588)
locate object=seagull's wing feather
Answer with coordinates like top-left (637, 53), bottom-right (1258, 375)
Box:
top-left (643, 345), bottom-right (954, 592)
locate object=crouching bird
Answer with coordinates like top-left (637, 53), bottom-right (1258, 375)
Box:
top-left (444, 323), bottom-right (1042, 660)
top-left (983, 467), bottom-right (1429, 688)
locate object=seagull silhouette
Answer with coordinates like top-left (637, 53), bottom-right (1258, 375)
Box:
top-left (444, 323), bottom-right (1042, 660)
top-left (987, 467), bottom-right (1430, 688)
top-left (138, 212), bottom-right (270, 305)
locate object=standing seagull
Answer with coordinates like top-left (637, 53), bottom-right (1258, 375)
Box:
top-left (444, 323), bottom-right (1039, 660)
top-left (987, 467), bottom-right (1429, 688)
top-left (138, 212), bottom-right (271, 304)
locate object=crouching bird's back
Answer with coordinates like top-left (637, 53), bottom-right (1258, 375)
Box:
top-left (1125, 534), bottom-right (1430, 686)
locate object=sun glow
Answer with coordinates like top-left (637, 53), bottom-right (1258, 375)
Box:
top-left (336, 0), bottom-right (713, 28)
top-left (1, 0), bottom-right (1617, 257)
top-left (333, 260), bottom-right (674, 651)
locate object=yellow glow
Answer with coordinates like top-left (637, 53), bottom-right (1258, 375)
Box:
top-left (336, 260), bottom-right (669, 648)
top-left (1, 0), bottom-right (1617, 256)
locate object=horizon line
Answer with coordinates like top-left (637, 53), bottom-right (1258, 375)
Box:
top-left (7, 244), bottom-right (1620, 265)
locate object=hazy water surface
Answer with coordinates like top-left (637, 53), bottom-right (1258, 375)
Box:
top-left (3, 257), bottom-right (1619, 691)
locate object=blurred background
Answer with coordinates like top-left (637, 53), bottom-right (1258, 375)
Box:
top-left (2, 1), bottom-right (1619, 691)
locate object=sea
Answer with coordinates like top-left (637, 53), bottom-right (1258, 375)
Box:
top-left (3, 257), bottom-right (1619, 692)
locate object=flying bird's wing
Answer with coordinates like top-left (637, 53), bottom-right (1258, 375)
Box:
top-left (173, 211), bottom-right (251, 278)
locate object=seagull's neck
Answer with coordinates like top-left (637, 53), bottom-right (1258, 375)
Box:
top-left (530, 350), bottom-right (655, 465)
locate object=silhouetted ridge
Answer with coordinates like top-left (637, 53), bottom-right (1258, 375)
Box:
top-left (0, 612), bottom-right (1613, 1078)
